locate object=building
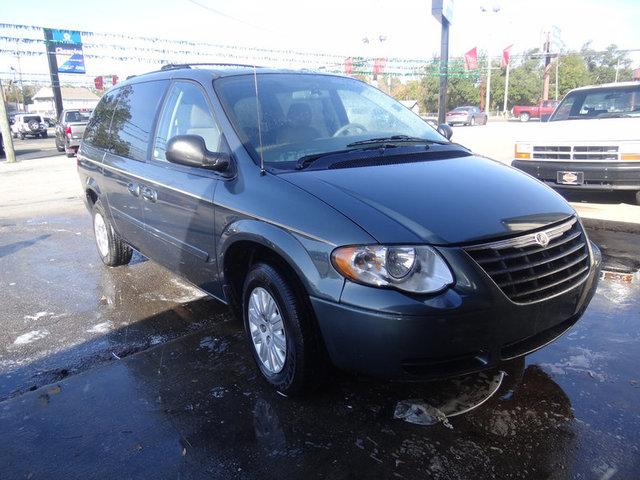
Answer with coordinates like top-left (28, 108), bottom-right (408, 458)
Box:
top-left (29, 86), bottom-right (100, 117)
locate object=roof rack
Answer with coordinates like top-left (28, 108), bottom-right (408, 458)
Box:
top-left (160, 63), bottom-right (265, 71)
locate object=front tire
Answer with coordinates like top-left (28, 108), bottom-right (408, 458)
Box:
top-left (92, 200), bottom-right (132, 267)
top-left (242, 262), bottom-right (324, 395)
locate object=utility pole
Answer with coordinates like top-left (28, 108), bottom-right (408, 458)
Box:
top-left (615, 57), bottom-right (620, 83)
top-left (0, 79), bottom-right (17, 163)
top-left (16, 55), bottom-right (25, 112)
top-left (485, 55), bottom-right (492, 115)
top-left (503, 60), bottom-right (510, 115)
top-left (542, 30), bottom-right (552, 101)
top-left (555, 57), bottom-right (559, 100)
top-left (43, 28), bottom-right (64, 119)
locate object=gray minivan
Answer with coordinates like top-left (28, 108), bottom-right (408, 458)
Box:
top-left (78, 64), bottom-right (600, 395)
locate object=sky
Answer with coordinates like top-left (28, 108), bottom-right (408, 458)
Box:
top-left (1, 0), bottom-right (639, 79)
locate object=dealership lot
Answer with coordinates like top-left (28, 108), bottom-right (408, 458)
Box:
top-left (1, 135), bottom-right (639, 478)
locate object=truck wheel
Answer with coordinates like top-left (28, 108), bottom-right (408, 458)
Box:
top-left (55, 138), bottom-right (64, 152)
top-left (519, 112), bottom-right (530, 122)
top-left (92, 199), bottom-right (133, 267)
top-left (41, 131), bottom-right (48, 139)
top-left (242, 262), bottom-right (325, 396)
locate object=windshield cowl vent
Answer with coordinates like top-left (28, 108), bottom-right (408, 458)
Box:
top-left (327, 150), bottom-right (472, 170)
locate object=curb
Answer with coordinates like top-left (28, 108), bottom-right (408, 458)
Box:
top-left (581, 217), bottom-right (640, 235)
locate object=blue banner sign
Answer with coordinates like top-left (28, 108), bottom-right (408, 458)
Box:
top-left (51, 29), bottom-right (85, 74)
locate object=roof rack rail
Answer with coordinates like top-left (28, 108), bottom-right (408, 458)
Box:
top-left (160, 63), bottom-right (265, 71)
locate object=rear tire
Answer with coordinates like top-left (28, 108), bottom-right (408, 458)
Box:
top-left (92, 199), bottom-right (133, 267)
top-left (242, 262), bottom-right (325, 396)
top-left (519, 112), bottom-right (530, 122)
top-left (55, 138), bottom-right (65, 152)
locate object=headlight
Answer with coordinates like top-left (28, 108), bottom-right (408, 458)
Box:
top-left (620, 142), bottom-right (640, 161)
top-left (331, 245), bottom-right (454, 294)
top-left (514, 142), bottom-right (532, 159)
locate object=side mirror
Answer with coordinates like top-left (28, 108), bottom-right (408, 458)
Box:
top-left (166, 135), bottom-right (230, 172)
top-left (437, 123), bottom-right (453, 140)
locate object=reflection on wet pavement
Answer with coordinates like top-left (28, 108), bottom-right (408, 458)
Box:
top-left (1, 276), bottom-right (639, 479)
top-left (0, 214), bottom-right (232, 400)
top-left (1, 214), bottom-right (639, 479)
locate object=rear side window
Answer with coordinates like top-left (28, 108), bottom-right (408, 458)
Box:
top-left (84, 90), bottom-right (119, 149)
top-left (110, 80), bottom-right (168, 161)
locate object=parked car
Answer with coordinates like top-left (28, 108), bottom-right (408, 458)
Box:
top-left (446, 106), bottom-right (487, 126)
top-left (78, 65), bottom-right (600, 395)
top-left (55, 109), bottom-right (92, 157)
top-left (512, 81), bottom-right (640, 204)
top-left (511, 100), bottom-right (558, 122)
top-left (11, 114), bottom-right (48, 139)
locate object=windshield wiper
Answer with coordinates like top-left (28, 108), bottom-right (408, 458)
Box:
top-left (296, 149), bottom-right (354, 170)
top-left (346, 135), bottom-right (448, 147)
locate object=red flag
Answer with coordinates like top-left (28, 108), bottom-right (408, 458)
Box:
top-left (344, 58), bottom-right (353, 75)
top-left (501, 45), bottom-right (513, 68)
top-left (464, 48), bottom-right (478, 70)
top-left (373, 58), bottom-right (387, 75)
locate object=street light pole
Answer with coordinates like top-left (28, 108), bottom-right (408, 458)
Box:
top-left (438, 18), bottom-right (450, 125)
top-left (432, 0), bottom-right (453, 125)
top-left (480, 4), bottom-right (501, 116)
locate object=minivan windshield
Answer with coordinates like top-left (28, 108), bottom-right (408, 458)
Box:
top-left (214, 73), bottom-right (447, 168)
top-left (550, 84), bottom-right (640, 121)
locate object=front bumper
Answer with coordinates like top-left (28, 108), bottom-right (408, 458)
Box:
top-left (513, 160), bottom-right (640, 191)
top-left (311, 242), bottom-right (601, 379)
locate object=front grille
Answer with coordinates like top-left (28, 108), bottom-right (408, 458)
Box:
top-left (532, 145), bottom-right (619, 161)
top-left (465, 217), bottom-right (590, 303)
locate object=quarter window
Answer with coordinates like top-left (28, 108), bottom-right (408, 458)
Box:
top-left (83, 89), bottom-right (119, 149)
top-left (109, 80), bottom-right (168, 161)
top-left (153, 82), bottom-right (222, 162)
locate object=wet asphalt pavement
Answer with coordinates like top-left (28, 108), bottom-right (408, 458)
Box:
top-left (1, 211), bottom-right (640, 479)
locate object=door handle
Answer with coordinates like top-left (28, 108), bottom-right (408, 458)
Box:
top-left (141, 186), bottom-right (157, 203)
top-left (127, 182), bottom-right (140, 197)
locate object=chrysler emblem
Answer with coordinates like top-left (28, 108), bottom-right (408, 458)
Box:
top-left (534, 232), bottom-right (550, 247)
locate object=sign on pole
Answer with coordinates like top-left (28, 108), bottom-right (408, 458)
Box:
top-left (51, 29), bottom-right (86, 74)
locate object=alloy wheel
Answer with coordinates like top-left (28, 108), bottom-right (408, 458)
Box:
top-left (93, 212), bottom-right (110, 258)
top-left (248, 287), bottom-right (287, 374)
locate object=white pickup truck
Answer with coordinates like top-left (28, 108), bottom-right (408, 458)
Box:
top-left (512, 81), bottom-right (640, 205)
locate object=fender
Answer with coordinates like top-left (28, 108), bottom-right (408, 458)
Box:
top-left (218, 218), bottom-right (345, 303)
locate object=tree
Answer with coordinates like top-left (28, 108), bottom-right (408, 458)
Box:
top-left (581, 43), bottom-right (633, 84)
top-left (553, 54), bottom-right (591, 98)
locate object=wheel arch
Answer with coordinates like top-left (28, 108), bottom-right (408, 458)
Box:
top-left (218, 219), bottom-right (343, 308)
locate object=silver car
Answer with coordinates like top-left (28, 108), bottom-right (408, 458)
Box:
top-left (446, 106), bottom-right (488, 126)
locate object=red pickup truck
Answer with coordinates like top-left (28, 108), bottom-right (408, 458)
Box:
top-left (511, 100), bottom-right (558, 122)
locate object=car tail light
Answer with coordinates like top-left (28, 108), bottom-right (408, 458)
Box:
top-left (65, 126), bottom-right (72, 137)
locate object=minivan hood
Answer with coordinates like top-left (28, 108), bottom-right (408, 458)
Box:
top-left (523, 117), bottom-right (640, 143)
top-left (281, 155), bottom-right (574, 245)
